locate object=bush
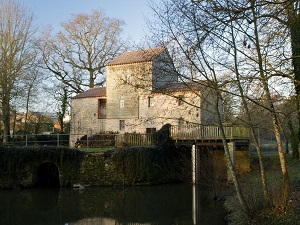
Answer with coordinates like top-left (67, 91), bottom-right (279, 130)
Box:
top-left (76, 132), bottom-right (116, 148)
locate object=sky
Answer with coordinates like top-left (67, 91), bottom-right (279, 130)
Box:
top-left (20, 0), bottom-right (157, 44)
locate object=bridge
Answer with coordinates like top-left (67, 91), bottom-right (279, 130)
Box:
top-left (101, 123), bottom-right (251, 183)
top-left (170, 124), bottom-right (249, 141)
top-left (169, 124), bottom-right (251, 184)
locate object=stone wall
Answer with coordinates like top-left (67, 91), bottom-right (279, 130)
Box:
top-left (70, 97), bottom-right (106, 147)
top-left (0, 140), bottom-right (250, 189)
top-left (0, 142), bottom-right (186, 189)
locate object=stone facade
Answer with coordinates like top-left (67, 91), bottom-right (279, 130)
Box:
top-left (70, 88), bottom-right (107, 146)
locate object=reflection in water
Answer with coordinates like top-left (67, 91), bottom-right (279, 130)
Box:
top-left (0, 184), bottom-right (227, 225)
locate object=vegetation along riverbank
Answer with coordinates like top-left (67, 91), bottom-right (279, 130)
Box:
top-left (225, 152), bottom-right (300, 225)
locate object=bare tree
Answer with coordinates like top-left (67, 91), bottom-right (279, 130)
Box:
top-left (146, 0), bottom-right (253, 217)
top-left (53, 84), bottom-right (70, 133)
top-left (0, 0), bottom-right (36, 141)
top-left (41, 10), bottom-right (127, 94)
top-left (276, 1), bottom-right (300, 158)
top-left (22, 68), bottom-right (40, 134)
top-left (145, 0), bottom-right (298, 217)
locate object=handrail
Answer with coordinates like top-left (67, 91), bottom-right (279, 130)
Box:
top-left (170, 124), bottom-right (249, 140)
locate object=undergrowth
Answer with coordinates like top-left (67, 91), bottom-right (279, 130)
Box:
top-left (225, 153), bottom-right (300, 225)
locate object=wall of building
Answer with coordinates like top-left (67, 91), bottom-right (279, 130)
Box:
top-left (70, 97), bottom-right (106, 146)
top-left (69, 87), bottom-right (218, 139)
top-left (106, 62), bottom-right (152, 121)
top-left (141, 91), bottom-right (201, 124)
top-left (152, 50), bottom-right (178, 89)
top-left (198, 87), bottom-right (220, 124)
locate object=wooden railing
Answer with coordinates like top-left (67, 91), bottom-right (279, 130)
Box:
top-left (170, 124), bottom-right (249, 140)
top-left (1, 125), bottom-right (248, 148)
top-left (115, 133), bottom-right (155, 147)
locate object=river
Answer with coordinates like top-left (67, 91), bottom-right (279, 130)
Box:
top-left (0, 184), bottom-right (227, 225)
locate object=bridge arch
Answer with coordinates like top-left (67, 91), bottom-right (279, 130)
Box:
top-left (35, 162), bottom-right (60, 188)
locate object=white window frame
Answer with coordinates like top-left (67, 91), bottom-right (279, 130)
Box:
top-left (119, 96), bottom-right (124, 109)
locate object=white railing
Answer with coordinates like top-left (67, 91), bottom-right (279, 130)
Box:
top-left (170, 124), bottom-right (249, 140)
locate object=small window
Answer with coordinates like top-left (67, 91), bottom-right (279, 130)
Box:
top-left (148, 97), bottom-right (154, 107)
top-left (126, 74), bottom-right (131, 83)
top-left (178, 95), bottom-right (184, 106)
top-left (146, 128), bottom-right (156, 134)
top-left (179, 118), bottom-right (184, 130)
top-left (98, 99), bottom-right (106, 119)
top-left (119, 120), bottom-right (125, 131)
top-left (119, 96), bottom-right (124, 108)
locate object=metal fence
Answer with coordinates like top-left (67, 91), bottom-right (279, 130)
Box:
top-left (1, 133), bottom-right (156, 148)
top-left (1, 134), bottom-right (70, 147)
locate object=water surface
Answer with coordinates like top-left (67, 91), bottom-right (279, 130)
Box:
top-left (0, 184), bottom-right (227, 225)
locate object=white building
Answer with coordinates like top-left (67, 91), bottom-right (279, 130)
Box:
top-left (70, 46), bottom-right (219, 146)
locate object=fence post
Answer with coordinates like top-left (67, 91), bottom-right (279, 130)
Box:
top-left (57, 133), bottom-right (60, 147)
top-left (87, 135), bottom-right (89, 148)
top-left (26, 134), bottom-right (28, 147)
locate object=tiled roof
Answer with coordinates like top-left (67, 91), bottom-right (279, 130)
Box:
top-left (72, 87), bottom-right (106, 99)
top-left (107, 46), bottom-right (166, 66)
top-left (153, 81), bottom-right (207, 93)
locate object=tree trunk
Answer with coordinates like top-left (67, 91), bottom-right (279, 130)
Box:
top-left (229, 18), bottom-right (271, 206)
top-left (287, 2), bottom-right (300, 158)
top-left (273, 117), bottom-right (290, 206)
top-left (89, 69), bottom-right (95, 88)
top-left (215, 92), bottom-right (250, 218)
top-left (2, 96), bottom-right (11, 143)
top-left (251, 0), bottom-right (290, 207)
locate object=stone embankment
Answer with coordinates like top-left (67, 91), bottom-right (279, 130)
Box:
top-left (0, 138), bottom-right (187, 189)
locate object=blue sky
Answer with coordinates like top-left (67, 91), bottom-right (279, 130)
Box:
top-left (20, 0), bottom-right (157, 44)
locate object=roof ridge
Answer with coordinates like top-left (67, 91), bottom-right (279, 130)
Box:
top-left (107, 46), bottom-right (166, 66)
top-left (72, 87), bottom-right (106, 99)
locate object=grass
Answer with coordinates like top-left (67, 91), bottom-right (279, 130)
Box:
top-left (77, 146), bottom-right (114, 152)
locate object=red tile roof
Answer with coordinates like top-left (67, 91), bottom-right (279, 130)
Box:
top-left (107, 46), bottom-right (166, 66)
top-left (72, 87), bottom-right (106, 99)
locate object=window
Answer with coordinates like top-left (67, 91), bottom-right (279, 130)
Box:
top-left (126, 74), bottom-right (131, 83)
top-left (148, 96), bottom-right (154, 107)
top-left (146, 128), bottom-right (156, 134)
top-left (98, 99), bottom-right (106, 119)
top-left (178, 118), bottom-right (184, 130)
top-left (119, 96), bottom-right (124, 109)
top-left (178, 95), bottom-right (184, 106)
top-left (119, 120), bottom-right (125, 131)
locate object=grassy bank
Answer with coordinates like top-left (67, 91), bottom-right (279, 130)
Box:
top-left (225, 152), bottom-right (300, 225)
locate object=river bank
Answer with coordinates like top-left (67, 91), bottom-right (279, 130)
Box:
top-left (225, 152), bottom-right (300, 225)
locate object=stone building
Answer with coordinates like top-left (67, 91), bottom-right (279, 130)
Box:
top-left (70, 46), bottom-right (219, 146)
